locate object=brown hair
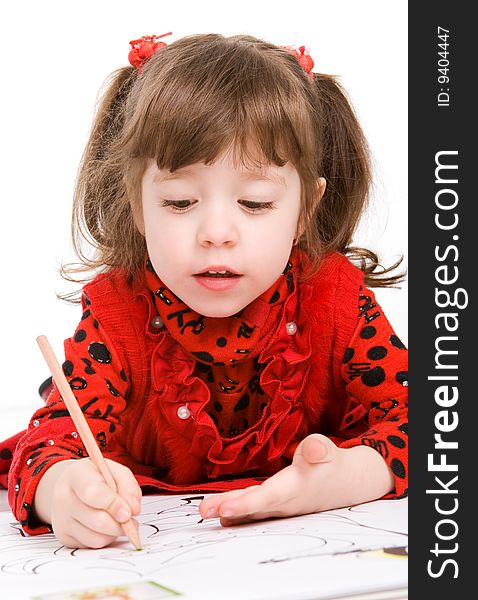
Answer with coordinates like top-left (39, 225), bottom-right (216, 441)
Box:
top-left (62, 32), bottom-right (405, 296)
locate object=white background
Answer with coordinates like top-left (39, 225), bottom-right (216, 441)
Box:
top-left (0, 1), bottom-right (407, 436)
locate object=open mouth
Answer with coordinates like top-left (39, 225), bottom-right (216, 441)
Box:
top-left (195, 271), bottom-right (240, 278)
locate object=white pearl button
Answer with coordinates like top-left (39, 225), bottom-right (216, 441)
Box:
top-left (33, 420), bottom-right (39, 427)
top-left (285, 321), bottom-right (297, 335)
top-left (48, 440), bottom-right (55, 446)
top-left (14, 484), bottom-right (19, 492)
top-left (177, 404), bottom-right (191, 420)
top-left (151, 315), bottom-right (164, 329)
top-left (71, 432), bottom-right (78, 438)
top-left (26, 459), bottom-right (32, 465)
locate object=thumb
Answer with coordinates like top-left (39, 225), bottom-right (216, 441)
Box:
top-left (75, 476), bottom-right (132, 524)
top-left (292, 434), bottom-right (338, 466)
top-left (105, 491), bottom-right (133, 523)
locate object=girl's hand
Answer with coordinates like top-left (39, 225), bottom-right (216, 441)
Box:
top-left (198, 434), bottom-right (394, 526)
top-left (35, 458), bottom-right (142, 549)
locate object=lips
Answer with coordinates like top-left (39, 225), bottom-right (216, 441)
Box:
top-left (194, 265), bottom-right (242, 277)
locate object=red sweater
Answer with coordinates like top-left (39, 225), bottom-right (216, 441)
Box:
top-left (0, 252), bottom-right (408, 534)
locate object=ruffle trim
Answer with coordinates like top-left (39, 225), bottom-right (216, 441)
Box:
top-left (143, 281), bottom-right (314, 479)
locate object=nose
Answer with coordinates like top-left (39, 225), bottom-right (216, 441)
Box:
top-left (197, 202), bottom-right (239, 247)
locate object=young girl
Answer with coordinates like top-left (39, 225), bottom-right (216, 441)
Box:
top-left (0, 32), bottom-right (407, 549)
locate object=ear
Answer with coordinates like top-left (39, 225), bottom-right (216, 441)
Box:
top-left (317, 177), bottom-right (327, 203)
top-left (295, 177), bottom-right (327, 240)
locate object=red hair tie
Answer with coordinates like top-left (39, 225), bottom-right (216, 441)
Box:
top-left (128, 34), bottom-right (314, 79)
top-left (128, 33), bottom-right (172, 71)
top-left (281, 45), bottom-right (315, 79)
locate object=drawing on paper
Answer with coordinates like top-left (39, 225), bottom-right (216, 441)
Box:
top-left (0, 494), bottom-right (407, 599)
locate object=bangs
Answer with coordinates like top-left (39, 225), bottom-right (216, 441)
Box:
top-left (121, 34), bottom-right (318, 176)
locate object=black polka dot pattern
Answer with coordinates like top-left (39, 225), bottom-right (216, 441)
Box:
top-left (367, 346), bottom-right (387, 360)
top-left (339, 285), bottom-right (408, 500)
top-left (62, 361), bottom-right (74, 377)
top-left (192, 351), bottom-right (214, 363)
top-left (396, 371), bottom-right (408, 385)
top-left (387, 435), bottom-right (406, 448)
top-left (391, 458), bottom-right (406, 478)
top-left (74, 330), bottom-right (87, 343)
top-left (390, 334), bottom-right (406, 349)
top-left (88, 342), bottom-right (112, 364)
top-left (361, 367), bottom-right (386, 387)
top-left (360, 326), bottom-right (376, 339)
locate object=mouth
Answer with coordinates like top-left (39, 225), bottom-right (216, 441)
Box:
top-left (194, 266), bottom-right (242, 278)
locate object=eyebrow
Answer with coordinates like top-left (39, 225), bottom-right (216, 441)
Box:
top-left (153, 167), bottom-right (286, 187)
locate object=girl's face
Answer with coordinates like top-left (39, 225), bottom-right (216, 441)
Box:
top-left (139, 151), bottom-right (302, 317)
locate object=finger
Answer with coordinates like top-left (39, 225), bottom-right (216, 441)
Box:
top-left (217, 484), bottom-right (281, 521)
top-left (199, 486), bottom-right (260, 519)
top-left (105, 460), bottom-right (142, 515)
top-left (74, 503), bottom-right (125, 538)
top-left (293, 434), bottom-right (338, 466)
top-left (69, 518), bottom-right (118, 549)
top-left (73, 477), bottom-right (132, 524)
top-left (56, 531), bottom-right (85, 550)
top-left (218, 512), bottom-right (284, 527)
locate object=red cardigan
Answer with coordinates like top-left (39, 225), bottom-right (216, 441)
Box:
top-left (1, 252), bottom-right (408, 534)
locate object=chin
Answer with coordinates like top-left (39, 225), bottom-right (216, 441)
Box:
top-left (188, 299), bottom-right (245, 318)
top-left (195, 307), bottom-right (241, 318)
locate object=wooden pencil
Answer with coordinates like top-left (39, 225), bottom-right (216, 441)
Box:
top-left (36, 335), bottom-right (142, 550)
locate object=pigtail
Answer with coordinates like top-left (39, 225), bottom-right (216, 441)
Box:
top-left (59, 66), bottom-right (144, 301)
top-left (308, 73), bottom-right (406, 288)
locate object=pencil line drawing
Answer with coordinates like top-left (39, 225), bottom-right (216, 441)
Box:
top-left (0, 494), bottom-right (408, 600)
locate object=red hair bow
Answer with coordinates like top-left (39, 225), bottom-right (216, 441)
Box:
top-left (128, 33), bottom-right (172, 71)
top-left (281, 45), bottom-right (315, 79)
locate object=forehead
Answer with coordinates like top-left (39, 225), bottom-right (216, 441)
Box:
top-left (150, 154), bottom-right (292, 187)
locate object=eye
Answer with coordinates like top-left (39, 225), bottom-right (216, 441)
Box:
top-left (239, 200), bottom-right (276, 212)
top-left (161, 200), bottom-right (194, 212)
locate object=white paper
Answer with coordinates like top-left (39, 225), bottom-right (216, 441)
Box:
top-left (0, 491), bottom-right (407, 600)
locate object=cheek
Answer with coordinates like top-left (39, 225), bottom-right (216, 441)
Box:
top-left (144, 218), bottom-right (192, 271)
top-left (265, 209), bottom-right (298, 242)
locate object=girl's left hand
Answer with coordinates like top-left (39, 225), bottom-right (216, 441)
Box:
top-left (198, 434), bottom-right (351, 526)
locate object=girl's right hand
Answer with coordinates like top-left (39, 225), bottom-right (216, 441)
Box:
top-left (36, 457), bottom-right (142, 549)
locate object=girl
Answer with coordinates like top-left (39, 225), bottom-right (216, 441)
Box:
top-left (0, 32), bottom-right (407, 549)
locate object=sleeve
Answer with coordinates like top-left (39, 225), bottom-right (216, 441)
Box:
top-left (337, 285), bottom-right (408, 499)
top-left (7, 290), bottom-right (130, 535)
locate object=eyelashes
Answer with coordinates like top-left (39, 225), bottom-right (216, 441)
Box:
top-left (160, 200), bottom-right (191, 212)
top-left (240, 200), bottom-right (276, 212)
top-left (160, 199), bottom-right (277, 213)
